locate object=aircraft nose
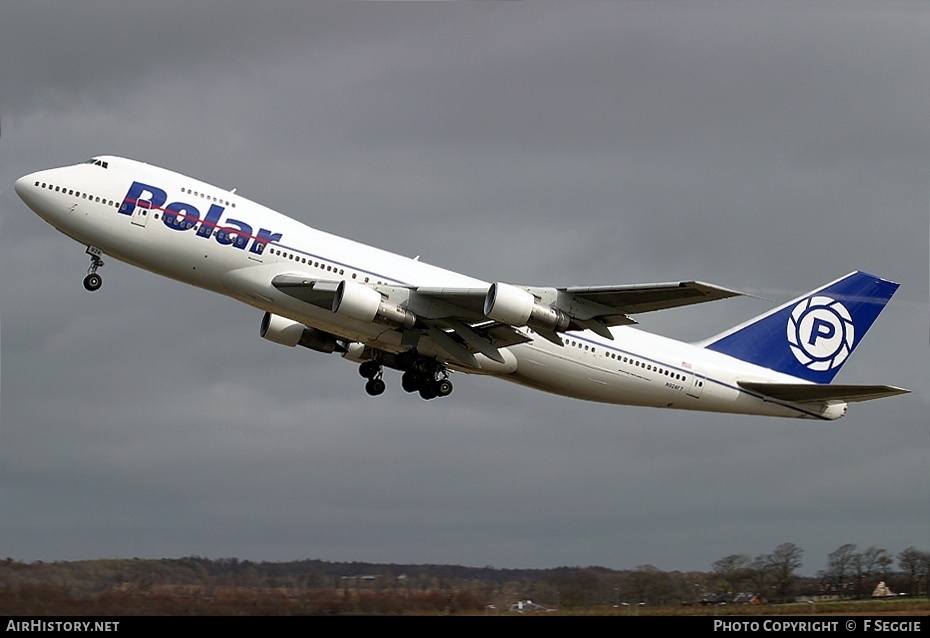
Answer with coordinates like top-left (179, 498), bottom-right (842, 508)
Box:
top-left (15, 172), bottom-right (52, 217)
top-left (14, 172), bottom-right (45, 206)
top-left (15, 174), bottom-right (37, 211)
top-left (14, 174), bottom-right (32, 200)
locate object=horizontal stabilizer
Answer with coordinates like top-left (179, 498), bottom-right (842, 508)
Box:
top-left (738, 381), bottom-right (910, 404)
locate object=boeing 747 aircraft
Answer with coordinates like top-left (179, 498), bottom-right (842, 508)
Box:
top-left (16, 156), bottom-right (908, 419)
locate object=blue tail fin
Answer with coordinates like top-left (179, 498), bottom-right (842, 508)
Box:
top-left (702, 271), bottom-right (899, 383)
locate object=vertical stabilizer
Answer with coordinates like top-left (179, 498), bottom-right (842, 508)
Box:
top-left (701, 271), bottom-right (899, 383)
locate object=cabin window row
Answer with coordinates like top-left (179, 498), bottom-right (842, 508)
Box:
top-left (565, 338), bottom-right (687, 381)
top-left (180, 186), bottom-right (236, 208)
top-left (267, 248), bottom-right (387, 286)
top-left (269, 248), bottom-right (346, 275)
top-left (35, 181), bottom-right (119, 209)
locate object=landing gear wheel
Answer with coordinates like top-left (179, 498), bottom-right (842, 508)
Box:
top-left (401, 370), bottom-right (420, 393)
top-left (83, 273), bottom-right (102, 292)
top-left (398, 351), bottom-right (453, 400)
top-left (365, 378), bottom-right (386, 396)
top-left (83, 246), bottom-right (105, 292)
top-left (436, 379), bottom-right (453, 397)
top-left (395, 350), bottom-right (417, 371)
top-left (359, 360), bottom-right (382, 379)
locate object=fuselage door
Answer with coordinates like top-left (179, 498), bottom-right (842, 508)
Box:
top-left (686, 367), bottom-right (705, 398)
top-left (131, 198), bottom-right (151, 227)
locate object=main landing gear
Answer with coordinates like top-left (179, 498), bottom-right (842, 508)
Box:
top-left (401, 367), bottom-right (453, 400)
top-left (357, 354), bottom-right (454, 400)
top-left (359, 360), bottom-right (386, 396)
top-left (82, 246), bottom-right (104, 292)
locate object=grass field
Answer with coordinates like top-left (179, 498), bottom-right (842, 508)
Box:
top-left (553, 598), bottom-right (929, 616)
top-left (4, 585), bottom-right (927, 616)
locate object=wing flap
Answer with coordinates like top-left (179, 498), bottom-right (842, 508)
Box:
top-left (738, 381), bottom-right (910, 404)
top-left (437, 319), bottom-right (506, 363)
top-left (423, 325), bottom-right (480, 369)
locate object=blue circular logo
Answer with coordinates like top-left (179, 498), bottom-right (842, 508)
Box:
top-left (786, 296), bottom-right (855, 371)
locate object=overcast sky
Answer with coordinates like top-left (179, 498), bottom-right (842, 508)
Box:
top-left (1, 2), bottom-right (927, 576)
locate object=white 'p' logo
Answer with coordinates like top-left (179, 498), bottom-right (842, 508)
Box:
top-left (787, 296), bottom-right (855, 371)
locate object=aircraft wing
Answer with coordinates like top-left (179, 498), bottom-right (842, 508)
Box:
top-left (413, 281), bottom-right (743, 319)
top-left (738, 381), bottom-right (910, 404)
top-left (560, 281), bottom-right (744, 315)
top-left (271, 274), bottom-right (743, 365)
top-left (271, 276), bottom-right (487, 319)
top-left (273, 275), bottom-right (742, 321)
top-left (271, 275), bottom-right (528, 368)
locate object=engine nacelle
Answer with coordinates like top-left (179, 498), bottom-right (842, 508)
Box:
top-left (342, 341), bottom-right (368, 364)
top-left (484, 282), bottom-right (534, 325)
top-left (484, 282), bottom-right (570, 332)
top-left (260, 312), bottom-right (340, 353)
top-left (332, 281), bottom-right (416, 329)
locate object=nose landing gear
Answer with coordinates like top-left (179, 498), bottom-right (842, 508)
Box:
top-left (82, 246), bottom-right (104, 292)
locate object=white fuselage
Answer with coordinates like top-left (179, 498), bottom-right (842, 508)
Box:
top-left (16, 157), bottom-right (842, 420)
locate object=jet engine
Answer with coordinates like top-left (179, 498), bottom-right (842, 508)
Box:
top-left (332, 281), bottom-right (417, 329)
top-left (260, 312), bottom-right (341, 353)
top-left (483, 282), bottom-right (570, 332)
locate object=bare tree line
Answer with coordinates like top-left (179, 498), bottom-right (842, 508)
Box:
top-left (711, 544), bottom-right (930, 603)
top-left (1, 543), bottom-right (928, 611)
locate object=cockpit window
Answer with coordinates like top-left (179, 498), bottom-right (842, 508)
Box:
top-left (84, 158), bottom-right (109, 169)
